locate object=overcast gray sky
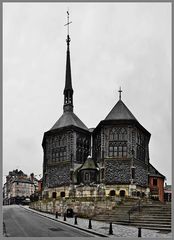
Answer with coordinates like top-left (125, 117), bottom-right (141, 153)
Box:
top-left (3, 3), bottom-right (171, 184)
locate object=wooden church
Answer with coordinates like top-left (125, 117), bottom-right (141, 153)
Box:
top-left (42, 13), bottom-right (165, 202)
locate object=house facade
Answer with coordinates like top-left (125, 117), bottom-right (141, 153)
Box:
top-left (3, 170), bottom-right (36, 205)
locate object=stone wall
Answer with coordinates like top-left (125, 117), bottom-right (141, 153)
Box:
top-left (134, 161), bottom-right (148, 186)
top-left (105, 159), bottom-right (131, 184)
top-left (47, 162), bottom-right (71, 187)
top-left (30, 198), bottom-right (116, 218)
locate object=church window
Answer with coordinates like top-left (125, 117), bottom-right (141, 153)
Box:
top-left (137, 191), bottom-right (140, 197)
top-left (60, 191), bottom-right (65, 197)
top-left (120, 190), bottom-right (126, 197)
top-left (118, 145), bottom-right (122, 156)
top-left (52, 192), bottom-right (57, 198)
top-left (55, 152), bottom-right (58, 161)
top-left (109, 128), bottom-right (127, 141)
top-left (84, 172), bottom-right (90, 181)
top-left (131, 167), bottom-right (135, 179)
top-left (101, 169), bottom-right (104, 179)
top-left (118, 129), bottom-right (121, 140)
top-left (114, 146), bottom-right (117, 157)
top-left (110, 190), bottom-right (116, 196)
top-left (153, 178), bottom-right (157, 186)
top-left (123, 128), bottom-right (127, 140)
top-left (60, 152), bottom-right (63, 161)
top-left (109, 131), bottom-right (113, 140)
top-left (137, 133), bottom-right (140, 144)
top-left (109, 142), bottom-right (127, 158)
top-left (123, 145), bottom-right (127, 157)
top-left (109, 144), bottom-right (113, 157)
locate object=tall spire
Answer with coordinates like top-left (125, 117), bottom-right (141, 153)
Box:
top-left (63, 11), bottom-right (73, 113)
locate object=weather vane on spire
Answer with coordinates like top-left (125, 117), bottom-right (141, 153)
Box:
top-left (118, 87), bottom-right (122, 100)
top-left (64, 10), bottom-right (72, 37)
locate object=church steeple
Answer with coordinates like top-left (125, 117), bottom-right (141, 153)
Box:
top-left (63, 11), bottom-right (73, 113)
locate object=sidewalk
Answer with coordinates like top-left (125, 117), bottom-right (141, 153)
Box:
top-left (21, 206), bottom-right (172, 238)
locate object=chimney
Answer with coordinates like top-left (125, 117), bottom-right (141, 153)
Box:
top-left (30, 173), bottom-right (34, 182)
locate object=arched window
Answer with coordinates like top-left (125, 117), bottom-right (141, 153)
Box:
top-left (120, 128), bottom-right (127, 141)
top-left (109, 128), bottom-right (127, 141)
top-left (52, 192), bottom-right (57, 198)
top-left (60, 192), bottom-right (65, 197)
top-left (137, 191), bottom-right (141, 197)
top-left (109, 128), bottom-right (117, 140)
top-left (120, 190), bottom-right (125, 197)
top-left (110, 190), bottom-right (116, 196)
top-left (84, 172), bottom-right (90, 181)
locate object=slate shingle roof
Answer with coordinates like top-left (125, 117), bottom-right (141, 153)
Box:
top-left (149, 163), bottom-right (165, 178)
top-left (50, 111), bottom-right (88, 131)
top-left (105, 100), bottom-right (137, 121)
top-left (79, 157), bottom-right (98, 171)
top-left (13, 179), bottom-right (34, 184)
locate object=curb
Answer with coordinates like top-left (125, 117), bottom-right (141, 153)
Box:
top-left (3, 222), bottom-right (8, 237)
top-left (20, 206), bottom-right (108, 238)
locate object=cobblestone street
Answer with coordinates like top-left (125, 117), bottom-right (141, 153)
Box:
top-left (23, 206), bottom-right (172, 238)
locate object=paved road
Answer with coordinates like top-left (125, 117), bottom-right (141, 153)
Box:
top-left (3, 205), bottom-right (93, 237)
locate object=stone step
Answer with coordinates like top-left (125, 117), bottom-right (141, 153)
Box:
top-left (133, 217), bottom-right (171, 221)
top-left (138, 210), bottom-right (171, 214)
top-left (100, 212), bottom-right (171, 217)
top-left (94, 216), bottom-right (171, 223)
top-left (142, 206), bottom-right (171, 209)
top-left (113, 221), bottom-right (171, 231)
top-left (141, 210), bottom-right (171, 213)
top-left (130, 219), bottom-right (171, 224)
top-left (94, 215), bottom-right (171, 221)
top-left (114, 220), bottom-right (171, 226)
top-left (142, 209), bottom-right (171, 212)
top-left (134, 213), bottom-right (171, 217)
top-left (134, 213), bottom-right (171, 216)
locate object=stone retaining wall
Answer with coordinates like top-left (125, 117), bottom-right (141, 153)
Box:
top-left (29, 198), bottom-right (117, 218)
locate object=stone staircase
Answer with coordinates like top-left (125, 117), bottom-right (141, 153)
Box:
top-left (93, 198), bottom-right (138, 222)
top-left (93, 199), bottom-right (171, 232)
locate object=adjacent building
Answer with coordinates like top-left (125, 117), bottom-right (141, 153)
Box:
top-left (3, 169), bottom-right (37, 205)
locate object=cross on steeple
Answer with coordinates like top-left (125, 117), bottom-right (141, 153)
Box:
top-left (64, 10), bottom-right (72, 44)
top-left (118, 87), bottom-right (122, 100)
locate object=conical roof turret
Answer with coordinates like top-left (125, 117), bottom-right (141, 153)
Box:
top-left (105, 99), bottom-right (137, 121)
top-left (105, 87), bottom-right (137, 121)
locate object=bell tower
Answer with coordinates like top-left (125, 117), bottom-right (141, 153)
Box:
top-left (63, 11), bottom-right (73, 113)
